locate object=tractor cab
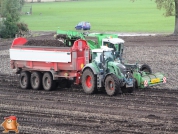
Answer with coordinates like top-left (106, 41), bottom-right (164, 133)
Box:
top-left (92, 46), bottom-right (115, 72)
top-left (92, 46), bottom-right (133, 84)
top-left (85, 33), bottom-right (125, 61)
top-left (102, 37), bottom-right (124, 61)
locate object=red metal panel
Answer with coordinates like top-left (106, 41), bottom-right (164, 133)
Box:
top-left (72, 39), bottom-right (89, 51)
top-left (77, 57), bottom-right (84, 70)
top-left (55, 71), bottom-right (78, 78)
top-left (11, 37), bottom-right (27, 48)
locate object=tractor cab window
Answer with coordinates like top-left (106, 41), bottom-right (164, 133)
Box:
top-left (104, 51), bottom-right (114, 62)
top-left (103, 42), bottom-right (109, 47)
top-left (92, 52), bottom-right (102, 63)
top-left (103, 42), bottom-right (116, 51)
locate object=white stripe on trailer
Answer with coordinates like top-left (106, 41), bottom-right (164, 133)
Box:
top-left (9, 49), bottom-right (71, 63)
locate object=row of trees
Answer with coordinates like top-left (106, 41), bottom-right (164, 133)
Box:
top-left (0, 0), bottom-right (28, 38)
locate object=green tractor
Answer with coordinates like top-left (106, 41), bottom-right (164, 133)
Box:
top-left (55, 29), bottom-right (166, 92)
top-left (83, 33), bottom-right (166, 90)
top-left (81, 46), bottom-right (135, 96)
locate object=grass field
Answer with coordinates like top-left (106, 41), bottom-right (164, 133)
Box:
top-left (21, 0), bottom-right (174, 33)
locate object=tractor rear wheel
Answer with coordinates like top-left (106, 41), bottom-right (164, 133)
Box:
top-left (81, 69), bottom-right (97, 94)
top-left (19, 71), bottom-right (31, 89)
top-left (42, 72), bottom-right (56, 91)
top-left (31, 71), bottom-right (42, 90)
top-left (140, 64), bottom-right (152, 74)
top-left (105, 74), bottom-right (122, 96)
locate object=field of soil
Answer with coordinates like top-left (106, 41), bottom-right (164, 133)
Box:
top-left (0, 33), bottom-right (178, 134)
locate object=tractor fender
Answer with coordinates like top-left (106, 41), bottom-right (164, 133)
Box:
top-left (82, 64), bottom-right (98, 75)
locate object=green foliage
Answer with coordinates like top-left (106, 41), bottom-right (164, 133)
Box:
top-left (0, 14), bottom-right (18, 38)
top-left (1, 0), bottom-right (20, 20)
top-left (0, 0), bottom-right (27, 38)
top-left (155, 0), bottom-right (175, 16)
top-left (17, 22), bottom-right (29, 36)
top-left (17, 22), bottom-right (29, 32)
top-left (131, 0), bottom-right (176, 17)
top-left (131, 0), bottom-right (178, 34)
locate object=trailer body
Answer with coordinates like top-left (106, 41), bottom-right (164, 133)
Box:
top-left (10, 37), bottom-right (90, 88)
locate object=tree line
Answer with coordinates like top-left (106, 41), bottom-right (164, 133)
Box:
top-left (0, 0), bottom-right (28, 38)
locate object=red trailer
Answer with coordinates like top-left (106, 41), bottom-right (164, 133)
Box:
top-left (10, 37), bottom-right (90, 90)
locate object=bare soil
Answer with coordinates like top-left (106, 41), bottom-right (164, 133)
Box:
top-left (0, 33), bottom-right (178, 134)
top-left (24, 39), bottom-right (66, 47)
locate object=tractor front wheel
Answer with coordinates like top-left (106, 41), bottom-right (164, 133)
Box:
top-left (105, 74), bottom-right (121, 96)
top-left (81, 69), bottom-right (97, 94)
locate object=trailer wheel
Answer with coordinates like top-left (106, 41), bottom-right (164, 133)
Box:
top-left (19, 71), bottom-right (31, 89)
top-left (42, 72), bottom-right (56, 91)
top-left (140, 64), bottom-right (152, 74)
top-left (82, 69), bottom-right (97, 94)
top-left (31, 72), bottom-right (42, 90)
top-left (105, 74), bottom-right (121, 96)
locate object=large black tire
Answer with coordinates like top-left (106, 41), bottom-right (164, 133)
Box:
top-left (30, 71), bottom-right (42, 90)
top-left (140, 64), bottom-right (152, 74)
top-left (42, 72), bottom-right (56, 91)
top-left (105, 74), bottom-right (122, 96)
top-left (81, 69), bottom-right (97, 94)
top-left (19, 71), bottom-right (31, 89)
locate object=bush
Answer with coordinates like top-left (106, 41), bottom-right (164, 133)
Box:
top-left (0, 19), bottom-right (29, 38)
top-left (17, 22), bottom-right (29, 36)
top-left (0, 15), bottom-right (18, 38)
top-left (17, 22), bottom-right (29, 32)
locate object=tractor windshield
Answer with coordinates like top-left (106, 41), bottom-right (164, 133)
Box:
top-left (92, 52), bottom-right (102, 63)
top-left (103, 42), bottom-right (116, 51)
top-left (104, 51), bottom-right (114, 62)
top-left (92, 50), bottom-right (114, 64)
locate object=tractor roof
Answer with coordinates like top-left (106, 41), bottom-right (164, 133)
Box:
top-left (102, 38), bottom-right (125, 44)
top-left (92, 46), bottom-right (113, 53)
